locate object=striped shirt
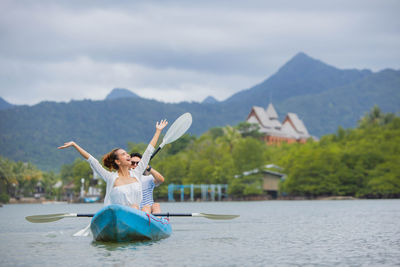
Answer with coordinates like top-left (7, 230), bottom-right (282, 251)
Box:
top-left (140, 175), bottom-right (159, 208)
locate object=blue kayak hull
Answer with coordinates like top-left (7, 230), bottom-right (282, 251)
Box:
top-left (90, 204), bottom-right (172, 242)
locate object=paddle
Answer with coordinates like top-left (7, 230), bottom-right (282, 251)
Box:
top-left (150, 112), bottom-right (192, 160)
top-left (25, 212), bottom-right (239, 223)
top-left (157, 213), bottom-right (240, 220)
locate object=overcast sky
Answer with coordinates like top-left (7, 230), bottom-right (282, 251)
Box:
top-left (1, 0), bottom-right (399, 105)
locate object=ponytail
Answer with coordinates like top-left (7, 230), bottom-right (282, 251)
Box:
top-left (102, 148), bottom-right (121, 171)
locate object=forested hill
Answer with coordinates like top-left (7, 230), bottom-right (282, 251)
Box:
top-left (1, 52), bottom-right (399, 171)
top-left (0, 98), bottom-right (242, 171)
top-left (0, 97), bottom-right (14, 110)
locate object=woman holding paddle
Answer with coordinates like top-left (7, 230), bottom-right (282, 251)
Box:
top-left (58, 119), bottom-right (168, 210)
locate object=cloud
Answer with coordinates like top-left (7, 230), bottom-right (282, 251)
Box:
top-left (0, 0), bottom-right (399, 105)
top-left (0, 56), bottom-right (255, 104)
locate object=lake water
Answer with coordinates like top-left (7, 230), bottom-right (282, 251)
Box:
top-left (1, 200), bottom-right (399, 266)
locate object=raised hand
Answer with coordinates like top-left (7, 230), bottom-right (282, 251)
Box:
top-left (156, 119), bottom-right (168, 131)
top-left (57, 141), bottom-right (90, 159)
top-left (150, 120), bottom-right (168, 148)
top-left (58, 141), bottom-right (76, 149)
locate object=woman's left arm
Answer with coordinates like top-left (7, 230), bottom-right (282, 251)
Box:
top-left (135, 119), bottom-right (168, 177)
top-left (149, 119), bottom-right (168, 148)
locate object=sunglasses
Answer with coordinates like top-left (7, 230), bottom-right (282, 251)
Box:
top-left (131, 161), bottom-right (140, 166)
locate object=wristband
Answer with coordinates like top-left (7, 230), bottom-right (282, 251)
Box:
top-left (146, 166), bottom-right (152, 172)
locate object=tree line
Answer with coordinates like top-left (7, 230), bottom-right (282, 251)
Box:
top-left (0, 106), bottom-right (399, 203)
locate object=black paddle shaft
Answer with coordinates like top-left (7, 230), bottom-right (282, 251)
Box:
top-left (143, 147), bottom-right (162, 175)
top-left (77, 214), bottom-right (94, 217)
top-left (153, 213), bottom-right (192, 217)
top-left (75, 213), bottom-right (193, 217)
top-left (150, 147), bottom-right (162, 160)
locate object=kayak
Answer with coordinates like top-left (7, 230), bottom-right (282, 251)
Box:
top-left (90, 204), bottom-right (172, 242)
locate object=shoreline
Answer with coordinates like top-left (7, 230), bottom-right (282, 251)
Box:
top-left (4, 195), bottom-right (400, 204)
top-left (7, 197), bottom-right (68, 204)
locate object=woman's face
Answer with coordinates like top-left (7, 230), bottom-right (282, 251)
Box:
top-left (115, 149), bottom-right (131, 168)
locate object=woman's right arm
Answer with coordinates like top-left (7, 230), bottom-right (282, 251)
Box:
top-left (58, 141), bottom-right (113, 182)
top-left (58, 141), bottom-right (90, 159)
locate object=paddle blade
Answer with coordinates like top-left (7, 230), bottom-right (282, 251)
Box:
top-left (192, 213), bottom-right (240, 220)
top-left (161, 113), bottom-right (192, 147)
top-left (25, 213), bottom-right (77, 223)
top-left (73, 223), bottom-right (91, 237)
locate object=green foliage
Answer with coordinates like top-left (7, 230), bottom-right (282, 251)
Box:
top-left (59, 158), bottom-right (95, 193)
top-left (72, 159), bottom-right (93, 193)
top-left (236, 122), bottom-right (264, 138)
top-left (279, 107), bottom-right (400, 198)
top-left (164, 134), bottom-right (196, 156)
top-left (232, 137), bottom-right (265, 174)
top-left (358, 105), bottom-right (396, 128)
top-left (228, 174), bottom-right (263, 197)
top-left (0, 193), bottom-right (9, 203)
top-left (0, 157), bottom-right (15, 195)
top-left (127, 142), bottom-right (147, 156)
top-left (60, 163), bottom-right (74, 184)
top-left (1, 105), bottom-right (399, 201)
top-left (0, 156), bottom-right (59, 200)
top-left (208, 127), bottom-right (224, 140)
top-left (87, 107), bottom-right (400, 199)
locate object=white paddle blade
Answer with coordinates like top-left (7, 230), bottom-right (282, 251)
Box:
top-left (73, 223), bottom-right (91, 237)
top-left (25, 213), bottom-right (77, 223)
top-left (192, 213), bottom-right (240, 220)
top-left (161, 113), bottom-right (192, 147)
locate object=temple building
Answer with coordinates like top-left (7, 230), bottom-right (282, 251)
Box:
top-left (246, 103), bottom-right (315, 145)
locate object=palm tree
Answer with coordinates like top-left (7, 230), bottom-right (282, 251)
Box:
top-left (358, 105), bottom-right (394, 127)
top-left (216, 126), bottom-right (241, 152)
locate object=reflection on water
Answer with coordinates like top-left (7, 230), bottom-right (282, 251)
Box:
top-left (1, 200), bottom-right (400, 266)
top-left (91, 239), bottom-right (158, 251)
top-left (45, 231), bottom-right (66, 238)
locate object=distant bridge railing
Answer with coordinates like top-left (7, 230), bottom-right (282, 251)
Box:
top-left (167, 184), bottom-right (228, 202)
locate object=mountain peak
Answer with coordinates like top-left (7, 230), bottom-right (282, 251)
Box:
top-left (202, 96), bottom-right (219, 104)
top-left (280, 52), bottom-right (327, 72)
top-left (224, 52), bottom-right (373, 107)
top-left (105, 88), bottom-right (140, 100)
top-left (292, 51), bottom-right (310, 60)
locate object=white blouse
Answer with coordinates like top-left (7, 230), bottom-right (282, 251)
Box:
top-left (109, 182), bottom-right (143, 207)
top-left (86, 144), bottom-right (155, 206)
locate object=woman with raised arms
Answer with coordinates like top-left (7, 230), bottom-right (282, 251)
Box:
top-left (58, 119), bottom-right (168, 210)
